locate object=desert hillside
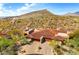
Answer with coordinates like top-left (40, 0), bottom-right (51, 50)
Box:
top-left (1, 9), bottom-right (79, 31)
top-left (0, 9), bottom-right (79, 55)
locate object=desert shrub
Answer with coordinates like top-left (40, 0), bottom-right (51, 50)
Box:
top-left (48, 40), bottom-right (60, 47)
top-left (0, 31), bottom-right (29, 54)
top-left (0, 35), bottom-right (31, 55)
top-left (62, 29), bottom-right (79, 54)
top-left (48, 39), bottom-right (78, 55)
top-left (0, 46), bottom-right (17, 55)
top-left (61, 40), bottom-right (79, 55)
top-left (66, 37), bottom-right (79, 49)
top-left (67, 29), bottom-right (79, 47)
top-left (0, 37), bottom-right (14, 48)
top-left (0, 36), bottom-right (17, 55)
top-left (17, 20), bottom-right (21, 23)
top-left (18, 36), bottom-right (31, 45)
top-left (48, 40), bottom-right (64, 55)
top-left (69, 29), bottom-right (79, 39)
top-left (7, 28), bottom-right (22, 36)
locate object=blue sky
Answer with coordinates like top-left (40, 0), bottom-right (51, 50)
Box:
top-left (0, 3), bottom-right (79, 17)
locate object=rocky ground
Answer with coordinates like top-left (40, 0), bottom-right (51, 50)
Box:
top-left (18, 41), bottom-right (53, 55)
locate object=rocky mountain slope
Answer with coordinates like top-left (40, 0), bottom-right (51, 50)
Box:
top-left (0, 9), bottom-right (79, 32)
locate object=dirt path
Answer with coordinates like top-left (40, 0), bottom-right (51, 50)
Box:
top-left (18, 41), bottom-right (53, 55)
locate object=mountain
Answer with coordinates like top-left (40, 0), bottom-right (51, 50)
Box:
top-left (0, 9), bottom-right (79, 32)
top-left (74, 12), bottom-right (79, 15)
top-left (18, 9), bottom-right (56, 19)
top-left (65, 12), bottom-right (79, 16)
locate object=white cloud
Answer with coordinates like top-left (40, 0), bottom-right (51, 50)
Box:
top-left (0, 10), bottom-right (3, 14)
top-left (0, 3), bottom-right (36, 17)
top-left (0, 7), bottom-right (16, 17)
top-left (0, 4), bottom-right (4, 17)
top-left (3, 10), bottom-right (17, 16)
top-left (25, 3), bottom-right (30, 6)
top-left (0, 4), bottom-right (3, 10)
top-left (17, 3), bottom-right (36, 14)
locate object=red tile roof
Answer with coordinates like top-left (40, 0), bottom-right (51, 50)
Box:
top-left (25, 29), bottom-right (67, 41)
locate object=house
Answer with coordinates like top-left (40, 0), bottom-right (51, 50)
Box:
top-left (24, 28), bottom-right (69, 43)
